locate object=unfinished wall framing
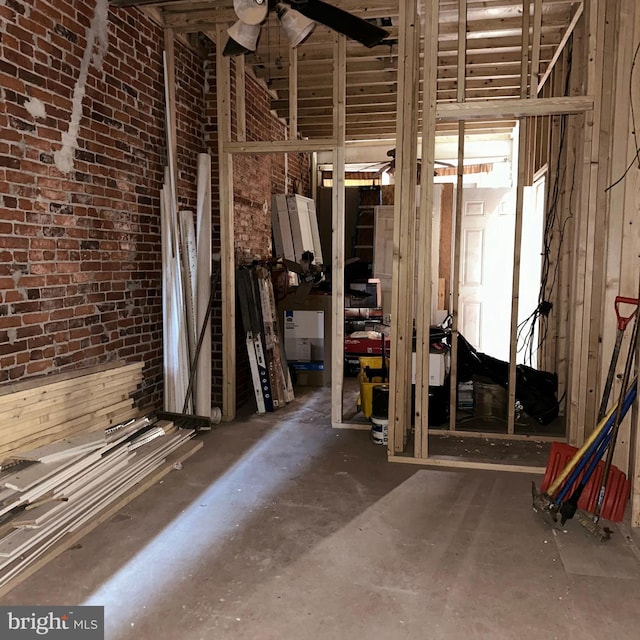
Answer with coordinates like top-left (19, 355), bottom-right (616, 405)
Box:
top-left (158, 0), bottom-right (640, 524)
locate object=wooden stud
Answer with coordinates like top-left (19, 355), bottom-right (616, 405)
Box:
top-left (537, 1), bottom-right (585, 95)
top-left (585, 0), bottom-right (618, 442)
top-left (508, 120), bottom-right (528, 434)
top-left (289, 45), bottom-right (298, 140)
top-left (554, 46), bottom-right (572, 418)
top-left (506, 0), bottom-right (531, 434)
top-left (457, 0), bottom-right (467, 103)
top-left (414, 0), bottom-right (439, 459)
top-left (449, 125), bottom-right (465, 432)
top-left (236, 56), bottom-right (246, 142)
top-left (448, 0), bottom-right (467, 433)
top-left (388, 0), bottom-right (420, 454)
top-left (567, 0), bottom-right (604, 446)
top-left (607, 1), bottom-right (640, 498)
top-left (530, 0), bottom-right (543, 98)
top-left (331, 33), bottom-right (346, 427)
top-left (215, 24), bottom-right (236, 421)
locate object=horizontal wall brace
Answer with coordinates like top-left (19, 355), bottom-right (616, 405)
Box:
top-left (223, 139), bottom-right (338, 154)
top-left (436, 95), bottom-right (594, 120)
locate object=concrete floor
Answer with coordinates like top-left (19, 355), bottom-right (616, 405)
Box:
top-left (4, 386), bottom-right (640, 639)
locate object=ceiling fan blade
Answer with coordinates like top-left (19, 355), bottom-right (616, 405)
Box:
top-left (223, 36), bottom-right (252, 56)
top-left (288, 0), bottom-right (389, 48)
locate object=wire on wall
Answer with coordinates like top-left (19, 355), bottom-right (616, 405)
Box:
top-left (517, 41), bottom-right (575, 366)
top-left (604, 39), bottom-right (640, 192)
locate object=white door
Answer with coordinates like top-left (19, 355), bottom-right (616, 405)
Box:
top-left (458, 187), bottom-right (515, 361)
top-left (519, 176), bottom-right (545, 367)
top-left (374, 185), bottom-right (443, 321)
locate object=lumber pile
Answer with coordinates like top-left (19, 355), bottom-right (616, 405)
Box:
top-left (0, 361), bottom-right (144, 461)
top-left (0, 362), bottom-right (202, 594)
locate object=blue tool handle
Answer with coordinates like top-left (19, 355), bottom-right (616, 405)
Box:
top-left (553, 383), bottom-right (637, 504)
top-left (555, 426), bottom-right (611, 504)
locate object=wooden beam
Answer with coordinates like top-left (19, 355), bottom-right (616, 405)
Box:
top-left (449, 123), bottom-right (465, 432)
top-left (331, 34), bottom-right (346, 428)
top-left (223, 139), bottom-right (338, 154)
top-left (388, 456), bottom-right (546, 474)
top-left (537, 1), bottom-right (585, 94)
top-left (414, 0), bottom-right (440, 460)
top-left (506, 1), bottom-right (530, 434)
top-left (436, 95), bottom-right (593, 120)
top-left (448, 0), bottom-right (467, 432)
top-left (215, 25), bottom-right (236, 420)
top-left (530, 0), bottom-right (543, 98)
top-left (457, 0), bottom-right (466, 102)
top-left (388, 0), bottom-right (420, 454)
top-left (607, 0), bottom-right (640, 527)
top-left (508, 121), bottom-right (527, 433)
top-left (289, 46), bottom-right (298, 139)
top-left (236, 56), bottom-right (246, 142)
top-left (567, 0), bottom-right (603, 446)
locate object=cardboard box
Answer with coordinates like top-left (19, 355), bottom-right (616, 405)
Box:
top-left (411, 352), bottom-right (446, 386)
top-left (283, 310), bottom-right (324, 363)
top-left (278, 294), bottom-right (332, 386)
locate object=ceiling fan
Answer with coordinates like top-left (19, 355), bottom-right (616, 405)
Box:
top-left (223, 0), bottom-right (390, 57)
top-left (374, 149), bottom-right (456, 179)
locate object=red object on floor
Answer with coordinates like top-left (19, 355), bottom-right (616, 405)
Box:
top-left (540, 441), bottom-right (630, 522)
top-left (344, 336), bottom-right (390, 355)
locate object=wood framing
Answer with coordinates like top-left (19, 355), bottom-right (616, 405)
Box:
top-left (387, 456), bottom-right (546, 474)
top-left (223, 139), bottom-right (338, 154)
top-left (566, 0), bottom-right (605, 446)
top-left (448, 0), bottom-right (467, 434)
top-left (236, 56), bottom-right (246, 142)
top-left (413, 0), bottom-right (440, 459)
top-left (215, 24), bottom-right (236, 420)
top-left (537, 1), bottom-right (585, 94)
top-left (289, 46), bottom-right (298, 138)
top-left (388, 0), bottom-right (420, 454)
top-left (506, 0), bottom-right (531, 434)
top-left (330, 34), bottom-right (346, 427)
top-left (435, 96), bottom-right (593, 120)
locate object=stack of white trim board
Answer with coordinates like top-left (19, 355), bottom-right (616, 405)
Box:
top-left (0, 361), bottom-right (202, 594)
top-left (237, 265), bottom-right (294, 413)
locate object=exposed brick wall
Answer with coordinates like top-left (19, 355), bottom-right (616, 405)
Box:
top-left (0, 0), bottom-right (204, 409)
top-left (205, 52), bottom-right (311, 409)
top-left (0, 1), bottom-right (309, 414)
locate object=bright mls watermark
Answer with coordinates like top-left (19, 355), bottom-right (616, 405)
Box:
top-left (0, 606), bottom-right (103, 639)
